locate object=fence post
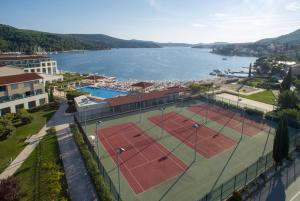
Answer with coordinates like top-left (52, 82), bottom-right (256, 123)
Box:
top-left (220, 184), bottom-right (223, 201)
top-left (256, 160), bottom-right (259, 176)
top-left (234, 175), bottom-right (236, 190)
top-left (245, 168), bottom-right (248, 186)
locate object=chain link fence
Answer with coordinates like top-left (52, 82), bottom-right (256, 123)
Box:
top-left (199, 134), bottom-right (300, 201)
top-left (74, 116), bottom-right (123, 201)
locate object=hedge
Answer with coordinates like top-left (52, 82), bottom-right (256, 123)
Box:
top-left (69, 124), bottom-right (114, 201)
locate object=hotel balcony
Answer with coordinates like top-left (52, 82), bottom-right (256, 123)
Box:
top-left (0, 89), bottom-right (45, 103)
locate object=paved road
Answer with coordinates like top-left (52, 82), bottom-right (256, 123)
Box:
top-left (49, 102), bottom-right (99, 201)
top-left (215, 93), bottom-right (274, 112)
top-left (247, 153), bottom-right (300, 201)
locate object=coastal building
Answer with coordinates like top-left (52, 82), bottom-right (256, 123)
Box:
top-left (75, 86), bottom-right (187, 121)
top-left (0, 66), bottom-right (48, 116)
top-left (131, 81), bottom-right (154, 93)
top-left (0, 55), bottom-right (63, 83)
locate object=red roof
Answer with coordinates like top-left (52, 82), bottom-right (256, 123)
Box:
top-left (131, 82), bottom-right (154, 89)
top-left (0, 55), bottom-right (49, 61)
top-left (86, 75), bottom-right (106, 80)
top-left (0, 73), bottom-right (42, 85)
top-left (106, 87), bottom-right (186, 107)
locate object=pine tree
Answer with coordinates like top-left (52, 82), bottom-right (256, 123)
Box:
top-left (281, 67), bottom-right (292, 91)
top-left (248, 63), bottom-right (252, 78)
top-left (273, 114), bottom-right (290, 166)
top-left (281, 115), bottom-right (289, 159)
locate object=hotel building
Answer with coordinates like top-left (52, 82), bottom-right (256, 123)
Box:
top-left (0, 66), bottom-right (48, 116)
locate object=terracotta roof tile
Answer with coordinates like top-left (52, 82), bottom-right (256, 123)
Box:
top-left (0, 73), bottom-right (42, 85)
top-left (106, 87), bottom-right (186, 107)
top-left (131, 82), bottom-right (154, 89)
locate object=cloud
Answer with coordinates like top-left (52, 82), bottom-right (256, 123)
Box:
top-left (286, 2), bottom-right (300, 11)
top-left (147, 0), bottom-right (161, 9)
top-left (213, 13), bottom-right (230, 17)
top-left (192, 23), bottom-right (206, 28)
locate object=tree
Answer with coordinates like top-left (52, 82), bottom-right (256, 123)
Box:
top-left (278, 90), bottom-right (298, 110)
top-left (0, 176), bottom-right (20, 201)
top-left (281, 67), bottom-right (292, 91)
top-left (273, 115), bottom-right (289, 166)
top-left (248, 63), bottom-right (252, 78)
top-left (0, 118), bottom-right (15, 140)
top-left (49, 86), bottom-right (54, 102)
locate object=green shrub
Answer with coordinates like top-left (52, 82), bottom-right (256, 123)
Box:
top-left (16, 108), bottom-right (29, 119)
top-left (20, 114), bottom-right (34, 125)
top-left (245, 108), bottom-right (264, 117)
top-left (228, 191), bottom-right (242, 201)
top-left (70, 124), bottom-right (114, 201)
top-left (0, 118), bottom-right (15, 140)
top-left (46, 127), bottom-right (56, 135)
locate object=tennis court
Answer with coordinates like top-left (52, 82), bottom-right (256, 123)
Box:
top-left (98, 122), bottom-right (187, 194)
top-left (82, 99), bottom-right (280, 201)
top-left (148, 112), bottom-right (237, 159)
top-left (189, 103), bottom-right (267, 137)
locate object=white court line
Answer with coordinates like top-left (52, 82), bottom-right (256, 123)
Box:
top-left (290, 190), bottom-right (300, 201)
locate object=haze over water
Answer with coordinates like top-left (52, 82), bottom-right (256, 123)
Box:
top-left (53, 47), bottom-right (256, 81)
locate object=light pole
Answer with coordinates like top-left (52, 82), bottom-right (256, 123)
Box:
top-left (95, 120), bottom-right (102, 165)
top-left (192, 123), bottom-right (200, 162)
top-left (139, 95), bottom-right (142, 123)
top-left (116, 147), bottom-right (125, 201)
top-left (160, 106), bottom-right (166, 138)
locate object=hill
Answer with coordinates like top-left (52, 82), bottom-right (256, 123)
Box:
top-left (211, 28), bottom-right (300, 60)
top-left (0, 24), bottom-right (160, 52)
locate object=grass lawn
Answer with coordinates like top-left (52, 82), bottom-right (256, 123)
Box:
top-left (242, 90), bottom-right (276, 105)
top-left (240, 77), bottom-right (268, 87)
top-left (0, 103), bottom-right (59, 172)
top-left (14, 131), bottom-right (68, 201)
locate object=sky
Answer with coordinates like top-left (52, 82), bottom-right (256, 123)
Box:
top-left (1, 0), bottom-right (300, 43)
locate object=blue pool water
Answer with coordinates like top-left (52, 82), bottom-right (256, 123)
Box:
top-left (77, 87), bottom-right (127, 98)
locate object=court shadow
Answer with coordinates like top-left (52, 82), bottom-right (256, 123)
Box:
top-left (266, 172), bottom-right (286, 201)
top-left (209, 134), bottom-right (242, 192)
top-left (158, 161), bottom-right (194, 201)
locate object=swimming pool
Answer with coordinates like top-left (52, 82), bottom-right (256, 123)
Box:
top-left (77, 87), bottom-right (128, 98)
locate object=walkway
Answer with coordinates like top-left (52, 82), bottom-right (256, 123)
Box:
top-left (215, 93), bottom-right (274, 112)
top-left (0, 101), bottom-right (99, 201)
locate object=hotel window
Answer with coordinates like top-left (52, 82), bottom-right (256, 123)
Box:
top-left (1, 107), bottom-right (11, 116)
top-left (39, 98), bottom-right (46, 105)
top-left (47, 62), bottom-right (51, 66)
top-left (11, 84), bottom-right (18, 90)
top-left (24, 82), bottom-right (32, 88)
top-left (52, 62), bottom-right (56, 66)
top-left (42, 68), bottom-right (46, 73)
top-left (48, 67), bottom-right (52, 73)
top-left (28, 100), bottom-right (36, 109)
top-left (0, 86), bottom-right (6, 92)
top-left (37, 68), bottom-right (41, 73)
top-left (31, 69), bottom-right (35, 73)
top-left (42, 63), bottom-right (46, 67)
top-left (15, 104), bottom-right (24, 112)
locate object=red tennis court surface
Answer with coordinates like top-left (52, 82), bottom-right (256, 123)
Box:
top-left (98, 123), bottom-right (187, 194)
top-left (188, 104), bottom-right (266, 137)
top-left (148, 112), bottom-right (236, 159)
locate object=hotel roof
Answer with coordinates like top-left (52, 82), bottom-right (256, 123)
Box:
top-left (0, 55), bottom-right (50, 61)
top-left (131, 82), bottom-right (154, 89)
top-left (0, 73), bottom-right (42, 85)
top-left (106, 87), bottom-right (185, 107)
